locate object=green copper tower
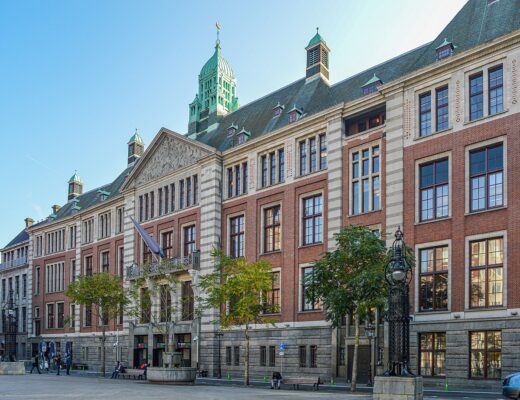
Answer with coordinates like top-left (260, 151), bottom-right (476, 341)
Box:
top-left (188, 24), bottom-right (238, 137)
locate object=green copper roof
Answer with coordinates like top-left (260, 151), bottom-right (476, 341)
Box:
top-left (308, 28), bottom-right (326, 47)
top-left (435, 38), bottom-right (454, 50)
top-left (362, 73), bottom-right (382, 87)
top-left (200, 42), bottom-right (235, 78)
top-left (128, 129), bottom-right (144, 145)
top-left (68, 171), bottom-right (81, 184)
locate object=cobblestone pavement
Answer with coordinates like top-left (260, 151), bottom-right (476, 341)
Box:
top-left (0, 374), bottom-right (370, 400)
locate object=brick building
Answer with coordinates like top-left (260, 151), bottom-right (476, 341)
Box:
top-left (2, 0), bottom-right (519, 387)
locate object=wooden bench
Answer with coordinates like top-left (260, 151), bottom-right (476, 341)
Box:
top-left (119, 368), bottom-right (146, 380)
top-left (282, 376), bottom-right (322, 391)
top-left (72, 363), bottom-right (88, 371)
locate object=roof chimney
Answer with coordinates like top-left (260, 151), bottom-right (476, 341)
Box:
top-left (52, 205), bottom-right (61, 215)
top-left (25, 217), bottom-right (34, 228)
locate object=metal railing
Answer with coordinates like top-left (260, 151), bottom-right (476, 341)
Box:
top-left (126, 250), bottom-right (200, 279)
top-left (0, 256), bottom-right (28, 271)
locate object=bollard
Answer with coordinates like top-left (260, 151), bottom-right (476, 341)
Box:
top-left (444, 377), bottom-right (448, 392)
top-left (227, 372), bottom-right (232, 381)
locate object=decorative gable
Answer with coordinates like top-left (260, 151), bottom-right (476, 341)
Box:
top-left (127, 131), bottom-right (214, 188)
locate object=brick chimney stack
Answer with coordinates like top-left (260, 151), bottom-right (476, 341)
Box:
top-left (25, 217), bottom-right (34, 228)
top-left (52, 205), bottom-right (61, 214)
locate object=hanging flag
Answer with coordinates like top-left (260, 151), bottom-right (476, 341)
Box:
top-left (130, 217), bottom-right (165, 258)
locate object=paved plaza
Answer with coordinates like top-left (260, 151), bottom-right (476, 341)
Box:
top-left (0, 374), bottom-right (505, 400)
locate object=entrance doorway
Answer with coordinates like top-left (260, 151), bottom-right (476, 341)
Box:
top-left (347, 345), bottom-right (371, 384)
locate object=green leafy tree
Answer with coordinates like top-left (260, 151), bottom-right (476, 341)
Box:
top-left (65, 272), bottom-right (128, 376)
top-left (198, 251), bottom-right (277, 386)
top-left (305, 225), bottom-right (388, 392)
top-left (126, 259), bottom-right (182, 367)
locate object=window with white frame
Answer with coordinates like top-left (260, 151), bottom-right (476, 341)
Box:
top-left (351, 145), bottom-right (381, 215)
top-left (301, 266), bottom-right (320, 311)
top-left (45, 262), bottom-right (65, 293)
top-left (260, 148), bottom-right (285, 188)
top-left (263, 205), bottom-right (281, 253)
top-left (45, 228), bottom-right (66, 254)
top-left (417, 85), bottom-right (449, 137)
top-left (35, 235), bottom-right (43, 257)
top-left (226, 162), bottom-right (248, 199)
top-left (469, 143), bottom-right (503, 212)
top-left (468, 64), bottom-right (504, 122)
top-left (419, 158), bottom-right (449, 221)
top-left (299, 134), bottom-right (327, 176)
top-left (82, 219), bottom-right (94, 244)
top-left (302, 194), bottom-right (323, 245)
top-left (98, 212), bottom-right (111, 239)
top-left (100, 251), bottom-right (109, 273)
top-left (470, 237), bottom-right (503, 308)
top-left (116, 206), bottom-right (124, 233)
top-left (229, 215), bottom-right (245, 258)
top-left (46, 303), bottom-right (55, 329)
top-left (69, 225), bottom-right (76, 249)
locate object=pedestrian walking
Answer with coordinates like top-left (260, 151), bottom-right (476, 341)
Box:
top-left (30, 355), bottom-right (41, 374)
top-left (55, 353), bottom-right (62, 376)
top-left (65, 353), bottom-right (71, 375)
top-left (271, 371), bottom-right (282, 389)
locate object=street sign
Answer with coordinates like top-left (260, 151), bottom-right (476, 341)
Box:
top-left (279, 351), bottom-right (285, 356)
top-left (279, 342), bottom-right (285, 350)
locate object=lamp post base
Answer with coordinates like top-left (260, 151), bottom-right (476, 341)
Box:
top-left (373, 376), bottom-right (423, 400)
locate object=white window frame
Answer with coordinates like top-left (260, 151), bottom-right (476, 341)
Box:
top-left (298, 263), bottom-right (321, 312)
top-left (260, 202), bottom-right (282, 254)
top-left (414, 79), bottom-right (451, 138)
top-left (226, 212), bottom-right (246, 258)
top-left (299, 189), bottom-right (324, 247)
top-left (414, 151), bottom-right (452, 223)
top-left (464, 136), bottom-right (507, 215)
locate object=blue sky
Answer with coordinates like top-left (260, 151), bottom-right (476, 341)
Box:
top-left (0, 0), bottom-right (467, 248)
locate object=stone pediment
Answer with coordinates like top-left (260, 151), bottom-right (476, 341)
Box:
top-left (130, 131), bottom-right (213, 187)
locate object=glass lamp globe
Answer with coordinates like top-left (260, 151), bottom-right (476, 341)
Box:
top-left (392, 268), bottom-right (406, 282)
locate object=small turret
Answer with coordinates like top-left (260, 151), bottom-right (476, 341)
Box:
top-left (305, 28), bottom-right (330, 83)
top-left (68, 171), bottom-right (83, 201)
top-left (128, 129), bottom-right (145, 165)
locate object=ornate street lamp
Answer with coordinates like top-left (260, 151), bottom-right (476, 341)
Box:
top-left (215, 330), bottom-right (223, 379)
top-left (365, 321), bottom-right (376, 386)
top-left (384, 227), bottom-right (414, 377)
top-left (2, 289), bottom-right (18, 361)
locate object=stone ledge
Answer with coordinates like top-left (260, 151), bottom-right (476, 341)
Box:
top-left (0, 362), bottom-right (26, 375)
top-left (373, 376), bottom-right (423, 400)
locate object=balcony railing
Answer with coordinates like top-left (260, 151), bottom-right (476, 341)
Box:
top-left (126, 251), bottom-right (200, 279)
top-left (0, 256), bottom-right (28, 271)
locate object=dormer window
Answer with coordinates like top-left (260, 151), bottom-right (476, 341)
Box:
top-left (288, 106), bottom-right (303, 124)
top-left (236, 129), bottom-right (250, 145)
top-left (227, 124), bottom-right (238, 138)
top-left (362, 74), bottom-right (383, 96)
top-left (436, 38), bottom-right (454, 61)
top-left (273, 103), bottom-right (285, 117)
top-left (97, 189), bottom-right (110, 201)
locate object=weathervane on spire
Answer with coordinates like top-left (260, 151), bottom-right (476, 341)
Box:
top-left (216, 21), bottom-right (221, 46)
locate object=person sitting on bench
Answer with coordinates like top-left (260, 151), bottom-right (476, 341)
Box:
top-left (271, 371), bottom-right (282, 389)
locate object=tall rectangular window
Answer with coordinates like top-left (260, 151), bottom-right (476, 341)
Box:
top-left (299, 346), bottom-right (307, 367)
top-left (269, 346), bottom-right (276, 367)
top-left (263, 271), bottom-right (280, 313)
top-left (269, 152), bottom-right (276, 185)
top-left (57, 302), bottom-right (64, 329)
top-left (419, 332), bottom-right (446, 376)
top-left (85, 256), bottom-right (93, 276)
top-left (419, 92), bottom-right (432, 136)
top-left (116, 207), bottom-right (124, 233)
top-left (260, 346), bottom-right (267, 366)
top-left (488, 66), bottom-right (503, 116)
top-left (227, 167), bottom-right (233, 198)
top-left (118, 247), bottom-right (124, 278)
top-left (419, 246), bottom-right (448, 311)
top-left (47, 303), bottom-right (55, 329)
top-left (150, 191), bottom-right (155, 218)
top-left (470, 331), bottom-right (501, 379)
top-left (162, 231), bottom-right (173, 258)
top-left (35, 267), bottom-right (40, 295)
top-left (352, 145), bottom-right (380, 215)
top-left (299, 141), bottom-right (307, 176)
top-left (234, 346), bottom-right (240, 366)
top-left (139, 195), bottom-right (144, 222)
top-left (261, 155), bottom-right (268, 188)
top-left (419, 158), bottom-right (449, 221)
top-left (264, 206), bottom-right (281, 253)
top-left (85, 304), bottom-right (92, 327)
top-left (470, 144), bottom-right (503, 212)
top-left (183, 225), bottom-right (196, 256)
top-left (469, 73), bottom-right (484, 121)
top-left (158, 187), bottom-right (163, 215)
top-left (144, 193), bottom-right (149, 220)
top-left (193, 174), bottom-right (198, 204)
top-left (164, 185), bottom-right (169, 214)
top-left (309, 137), bottom-right (317, 173)
top-left (278, 149), bottom-right (285, 183)
top-left (310, 345), bottom-right (318, 368)
top-left (319, 134), bottom-right (327, 170)
top-left (234, 166), bottom-right (241, 197)
top-left (22, 274), bottom-right (26, 298)
top-left (302, 194), bottom-right (323, 245)
top-left (101, 251), bottom-right (109, 273)
top-left (436, 86), bottom-right (449, 131)
top-left (180, 180), bottom-right (185, 209)
top-left (470, 238), bottom-right (503, 308)
top-left (170, 183), bottom-right (175, 212)
top-left (225, 347), bottom-right (232, 365)
top-left (186, 177), bottom-right (192, 207)
top-left (229, 215), bottom-right (245, 258)
top-left (302, 266), bottom-right (319, 311)
top-left (181, 281), bottom-right (194, 321)
top-left (242, 162), bottom-right (248, 194)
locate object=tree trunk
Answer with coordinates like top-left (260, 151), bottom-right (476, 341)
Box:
top-left (244, 325), bottom-right (250, 386)
top-left (101, 326), bottom-right (106, 377)
top-left (351, 313), bottom-right (360, 392)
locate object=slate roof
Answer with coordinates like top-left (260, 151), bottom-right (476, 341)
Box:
top-left (3, 229), bottom-right (29, 249)
top-left (195, 0), bottom-right (520, 152)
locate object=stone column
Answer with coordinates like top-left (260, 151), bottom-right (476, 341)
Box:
top-left (197, 155), bottom-right (222, 376)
